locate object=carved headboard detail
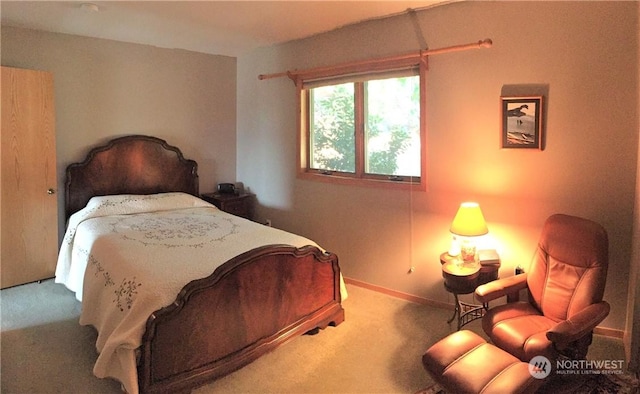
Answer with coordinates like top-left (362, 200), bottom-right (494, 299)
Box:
top-left (65, 135), bottom-right (199, 218)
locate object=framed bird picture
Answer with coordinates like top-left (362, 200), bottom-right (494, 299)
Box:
top-left (501, 96), bottom-right (543, 149)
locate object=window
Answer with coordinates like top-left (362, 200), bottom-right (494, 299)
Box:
top-left (297, 61), bottom-right (426, 190)
top-left (310, 82), bottom-right (356, 173)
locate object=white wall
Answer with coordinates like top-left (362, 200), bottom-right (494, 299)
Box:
top-left (1, 27), bottom-right (237, 238)
top-left (237, 1), bottom-right (639, 331)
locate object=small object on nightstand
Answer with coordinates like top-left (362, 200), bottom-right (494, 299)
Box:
top-left (477, 249), bottom-right (501, 284)
top-left (478, 249), bottom-right (500, 265)
top-left (201, 192), bottom-right (255, 220)
top-left (217, 183), bottom-right (236, 194)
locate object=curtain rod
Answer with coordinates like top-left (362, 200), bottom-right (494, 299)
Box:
top-left (258, 38), bottom-right (492, 81)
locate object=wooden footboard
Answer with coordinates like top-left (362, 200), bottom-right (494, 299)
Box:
top-left (138, 245), bottom-right (344, 393)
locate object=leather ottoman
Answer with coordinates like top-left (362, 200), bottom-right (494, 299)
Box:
top-left (422, 330), bottom-right (544, 394)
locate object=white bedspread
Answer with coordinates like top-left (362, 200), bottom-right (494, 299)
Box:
top-left (55, 192), bottom-right (346, 394)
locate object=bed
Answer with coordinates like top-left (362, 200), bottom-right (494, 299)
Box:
top-left (55, 135), bottom-right (346, 394)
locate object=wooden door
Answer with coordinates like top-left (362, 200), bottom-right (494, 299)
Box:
top-left (1, 67), bottom-right (58, 289)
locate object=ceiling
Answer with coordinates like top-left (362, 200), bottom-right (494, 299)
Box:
top-left (1, 1), bottom-right (451, 57)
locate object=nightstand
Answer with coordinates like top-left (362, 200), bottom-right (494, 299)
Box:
top-left (201, 192), bottom-right (255, 220)
top-left (440, 252), bottom-right (495, 330)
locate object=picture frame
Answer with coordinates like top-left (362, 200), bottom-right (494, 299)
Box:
top-left (501, 96), bottom-right (543, 149)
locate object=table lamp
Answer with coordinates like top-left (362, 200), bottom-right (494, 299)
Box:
top-left (449, 202), bottom-right (488, 263)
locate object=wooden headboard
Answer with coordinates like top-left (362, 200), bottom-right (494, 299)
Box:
top-left (65, 135), bottom-right (199, 219)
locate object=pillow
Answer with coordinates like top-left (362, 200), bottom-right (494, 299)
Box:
top-left (76, 192), bottom-right (216, 223)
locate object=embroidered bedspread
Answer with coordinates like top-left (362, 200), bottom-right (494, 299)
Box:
top-left (55, 192), bottom-right (344, 394)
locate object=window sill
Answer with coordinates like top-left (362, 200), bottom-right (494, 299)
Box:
top-left (297, 171), bottom-right (426, 191)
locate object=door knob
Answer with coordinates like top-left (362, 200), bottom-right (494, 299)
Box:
top-left (47, 188), bottom-right (55, 195)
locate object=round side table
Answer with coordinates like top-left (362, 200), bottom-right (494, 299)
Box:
top-left (440, 252), bottom-right (487, 330)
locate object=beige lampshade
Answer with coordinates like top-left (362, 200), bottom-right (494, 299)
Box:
top-left (449, 202), bottom-right (489, 237)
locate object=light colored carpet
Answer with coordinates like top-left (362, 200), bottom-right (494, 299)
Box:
top-left (0, 279), bottom-right (630, 393)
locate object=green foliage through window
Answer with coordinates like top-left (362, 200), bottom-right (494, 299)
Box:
top-left (310, 83), bottom-right (355, 172)
top-left (308, 75), bottom-right (420, 179)
top-left (366, 77), bottom-right (420, 177)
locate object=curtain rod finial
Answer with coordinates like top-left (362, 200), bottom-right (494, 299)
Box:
top-left (480, 38), bottom-right (493, 48)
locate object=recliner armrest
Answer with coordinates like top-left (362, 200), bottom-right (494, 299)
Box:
top-left (475, 273), bottom-right (528, 303)
top-left (546, 301), bottom-right (611, 348)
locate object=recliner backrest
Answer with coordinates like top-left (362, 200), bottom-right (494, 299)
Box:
top-left (526, 214), bottom-right (609, 322)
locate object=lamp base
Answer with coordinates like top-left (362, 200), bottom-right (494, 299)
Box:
top-left (448, 235), bottom-right (461, 257)
top-left (460, 239), bottom-right (477, 263)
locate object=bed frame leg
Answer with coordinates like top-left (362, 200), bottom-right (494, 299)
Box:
top-left (305, 327), bottom-right (320, 335)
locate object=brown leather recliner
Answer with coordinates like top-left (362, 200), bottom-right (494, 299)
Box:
top-left (475, 214), bottom-right (610, 363)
